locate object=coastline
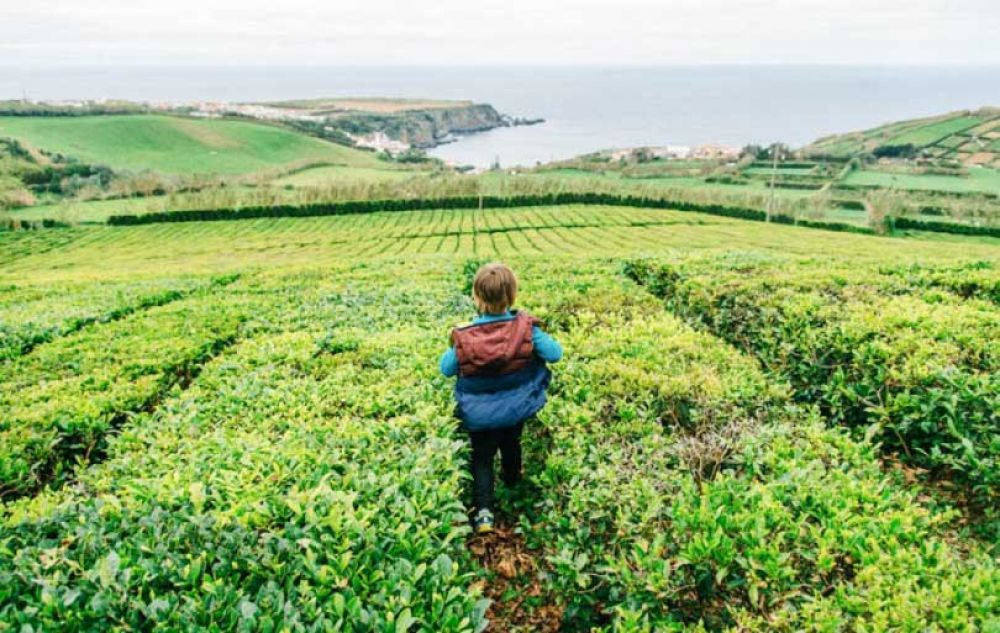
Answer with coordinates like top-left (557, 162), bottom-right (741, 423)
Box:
top-left (0, 95), bottom-right (544, 157)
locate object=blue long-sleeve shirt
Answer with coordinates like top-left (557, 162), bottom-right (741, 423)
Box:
top-left (440, 311), bottom-right (563, 377)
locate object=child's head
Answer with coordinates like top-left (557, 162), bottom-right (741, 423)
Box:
top-left (472, 262), bottom-right (517, 314)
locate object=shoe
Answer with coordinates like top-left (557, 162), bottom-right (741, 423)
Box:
top-left (473, 508), bottom-right (494, 534)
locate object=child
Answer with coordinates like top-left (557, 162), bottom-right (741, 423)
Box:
top-left (440, 262), bottom-right (562, 534)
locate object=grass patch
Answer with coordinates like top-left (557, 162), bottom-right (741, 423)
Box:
top-left (0, 115), bottom-right (384, 175)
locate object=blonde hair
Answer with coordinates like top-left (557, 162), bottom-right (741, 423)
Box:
top-left (472, 262), bottom-right (518, 314)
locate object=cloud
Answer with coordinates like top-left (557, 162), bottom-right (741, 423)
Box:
top-left (1, 0), bottom-right (998, 66)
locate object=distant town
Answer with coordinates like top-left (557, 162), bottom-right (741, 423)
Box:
top-left (607, 144), bottom-right (742, 161)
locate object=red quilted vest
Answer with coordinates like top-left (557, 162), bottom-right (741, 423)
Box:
top-left (451, 311), bottom-right (541, 377)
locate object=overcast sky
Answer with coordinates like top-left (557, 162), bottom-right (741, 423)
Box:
top-left (3, 0), bottom-right (999, 67)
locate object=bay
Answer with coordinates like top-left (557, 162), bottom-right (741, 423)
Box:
top-left (2, 65), bottom-right (998, 167)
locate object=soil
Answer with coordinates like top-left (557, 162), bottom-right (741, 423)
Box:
top-left (467, 517), bottom-right (564, 633)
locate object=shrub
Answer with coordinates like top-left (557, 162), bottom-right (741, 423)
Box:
top-left (626, 257), bottom-right (1000, 503)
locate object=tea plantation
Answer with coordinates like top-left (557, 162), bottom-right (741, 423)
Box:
top-left (1, 204), bottom-right (998, 631)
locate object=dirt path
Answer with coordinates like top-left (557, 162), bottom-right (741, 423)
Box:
top-left (464, 418), bottom-right (567, 632)
top-left (468, 516), bottom-right (564, 632)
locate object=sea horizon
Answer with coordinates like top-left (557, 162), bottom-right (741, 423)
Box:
top-left (3, 64), bottom-right (999, 167)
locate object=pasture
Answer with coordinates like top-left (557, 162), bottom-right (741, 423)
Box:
top-left (841, 168), bottom-right (1000, 195)
top-left (0, 115), bottom-right (388, 175)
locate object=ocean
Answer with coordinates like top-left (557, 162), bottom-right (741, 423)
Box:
top-left (2, 65), bottom-right (998, 167)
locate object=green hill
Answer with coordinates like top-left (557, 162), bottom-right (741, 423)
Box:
top-left (804, 107), bottom-right (1000, 167)
top-left (0, 114), bottom-right (386, 175)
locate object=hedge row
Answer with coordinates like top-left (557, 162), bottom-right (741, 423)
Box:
top-left (881, 261), bottom-right (1000, 305)
top-left (832, 198), bottom-right (866, 210)
top-left (892, 216), bottom-right (1000, 238)
top-left (76, 191), bottom-right (996, 239)
top-left (765, 181), bottom-right (825, 190)
top-left (0, 275), bottom-right (226, 361)
top-left (106, 193), bottom-right (774, 226)
top-left (794, 217), bottom-right (876, 234)
top-left (764, 213), bottom-right (873, 234)
top-left (2, 218), bottom-right (70, 231)
top-left (749, 160), bottom-right (819, 169)
top-left (832, 183), bottom-right (999, 201)
top-left (103, 193), bottom-right (882, 237)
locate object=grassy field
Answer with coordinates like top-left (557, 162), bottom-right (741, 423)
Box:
top-left (1, 205), bottom-right (999, 630)
top-left (804, 108), bottom-right (1000, 167)
top-left (842, 167), bottom-right (1000, 195)
top-left (884, 115), bottom-right (985, 146)
top-left (0, 115), bottom-right (387, 175)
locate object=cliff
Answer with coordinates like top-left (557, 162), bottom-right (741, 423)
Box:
top-left (330, 104), bottom-right (511, 148)
top-left (402, 104), bottom-right (508, 147)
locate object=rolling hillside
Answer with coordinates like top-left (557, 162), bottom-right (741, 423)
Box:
top-left (0, 114), bottom-right (387, 175)
top-left (804, 107), bottom-right (1000, 166)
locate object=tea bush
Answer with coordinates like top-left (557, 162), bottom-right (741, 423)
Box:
top-left (625, 256), bottom-right (1000, 502)
top-left (1, 226), bottom-right (998, 630)
top-left (0, 283), bottom-right (251, 498)
top-left (513, 269), bottom-right (998, 630)
top-left (0, 263), bottom-right (489, 631)
top-left (0, 276), bottom-right (222, 360)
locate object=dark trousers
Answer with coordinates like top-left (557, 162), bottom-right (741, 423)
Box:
top-left (469, 422), bottom-right (524, 511)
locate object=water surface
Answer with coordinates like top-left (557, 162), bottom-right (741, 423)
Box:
top-left (3, 65), bottom-right (998, 167)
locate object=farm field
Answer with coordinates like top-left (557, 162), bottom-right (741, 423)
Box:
top-left (520, 163), bottom-right (1000, 235)
top-left (5, 205), bottom-right (1000, 280)
top-left (804, 108), bottom-right (1000, 167)
top-left (519, 169), bottom-right (811, 196)
top-left (0, 115), bottom-right (388, 175)
top-left (884, 115), bottom-right (985, 147)
top-left (1, 202), bottom-right (999, 631)
top-left (4, 104), bottom-right (1000, 256)
top-left (6, 108), bottom-right (1000, 239)
top-left (5, 172), bottom-right (824, 226)
top-left (841, 168), bottom-right (1000, 195)
top-left (490, 171), bottom-right (827, 204)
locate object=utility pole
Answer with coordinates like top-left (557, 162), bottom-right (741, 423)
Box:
top-left (766, 143), bottom-right (780, 222)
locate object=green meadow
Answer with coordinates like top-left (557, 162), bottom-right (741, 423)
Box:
top-left (842, 168), bottom-right (1000, 195)
top-left (0, 114), bottom-right (389, 175)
